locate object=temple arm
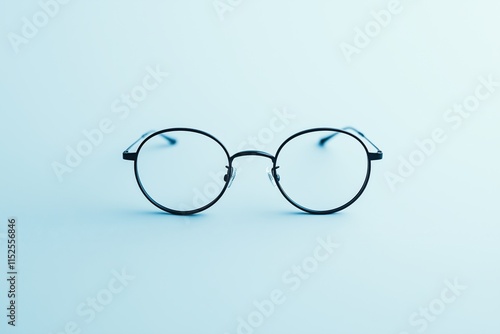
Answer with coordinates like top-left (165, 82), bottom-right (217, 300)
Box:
top-left (319, 126), bottom-right (383, 161)
top-left (122, 131), bottom-right (177, 161)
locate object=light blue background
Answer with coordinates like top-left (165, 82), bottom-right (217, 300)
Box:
top-left (1, 0), bottom-right (499, 333)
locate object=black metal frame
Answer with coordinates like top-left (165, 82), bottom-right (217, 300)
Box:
top-left (123, 127), bottom-right (383, 215)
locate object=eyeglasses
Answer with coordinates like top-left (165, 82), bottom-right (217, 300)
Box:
top-left (122, 127), bottom-right (383, 215)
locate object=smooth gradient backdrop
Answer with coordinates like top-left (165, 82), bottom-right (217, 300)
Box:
top-left (1, 0), bottom-right (499, 333)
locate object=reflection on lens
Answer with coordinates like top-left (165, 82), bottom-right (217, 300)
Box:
top-left (275, 130), bottom-right (369, 212)
top-left (136, 130), bottom-right (229, 212)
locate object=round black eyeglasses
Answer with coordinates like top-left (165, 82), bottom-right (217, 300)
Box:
top-left (122, 127), bottom-right (383, 215)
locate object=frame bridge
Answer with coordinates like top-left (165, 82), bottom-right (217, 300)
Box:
top-left (230, 150), bottom-right (276, 162)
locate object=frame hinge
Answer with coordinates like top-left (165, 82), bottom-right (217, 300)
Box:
top-left (123, 151), bottom-right (137, 161)
top-left (368, 151), bottom-right (383, 161)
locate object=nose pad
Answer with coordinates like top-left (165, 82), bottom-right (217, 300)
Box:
top-left (223, 166), bottom-right (237, 188)
top-left (266, 167), bottom-right (280, 187)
